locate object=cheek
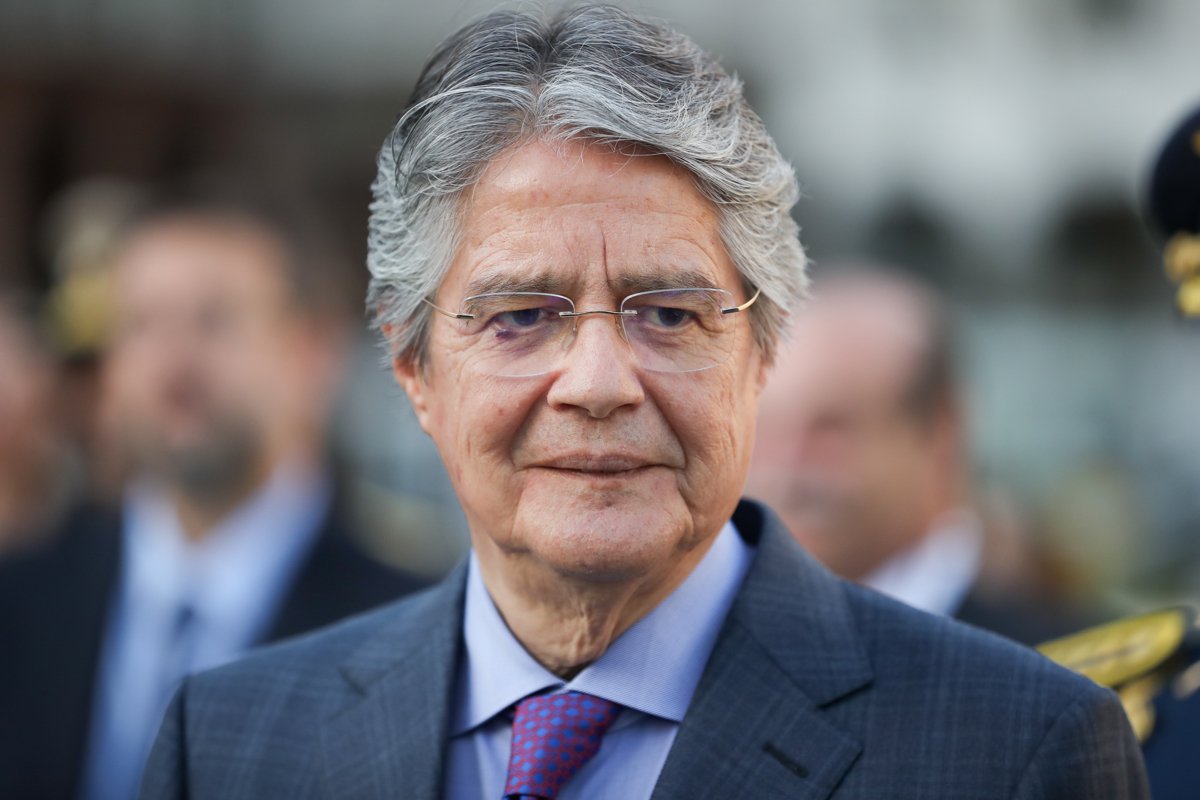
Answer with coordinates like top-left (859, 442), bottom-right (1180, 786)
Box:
top-left (119, 347), bottom-right (181, 408)
top-left (428, 377), bottom-right (543, 483)
top-left (877, 435), bottom-right (936, 493)
top-left (198, 346), bottom-right (266, 413)
top-left (658, 373), bottom-right (758, 492)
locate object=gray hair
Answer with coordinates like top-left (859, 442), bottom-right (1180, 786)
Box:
top-left (367, 3), bottom-right (808, 365)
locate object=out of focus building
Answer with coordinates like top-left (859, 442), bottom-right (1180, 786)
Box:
top-left (1, 0), bottom-right (1198, 600)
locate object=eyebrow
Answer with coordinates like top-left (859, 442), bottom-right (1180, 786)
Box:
top-left (464, 271), bottom-right (561, 297)
top-left (613, 268), bottom-right (721, 295)
top-left (462, 267), bottom-right (724, 299)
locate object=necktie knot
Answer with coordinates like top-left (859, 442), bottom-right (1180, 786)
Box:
top-left (503, 690), bottom-right (620, 799)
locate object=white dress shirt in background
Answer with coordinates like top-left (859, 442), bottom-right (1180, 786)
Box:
top-left (862, 507), bottom-right (984, 617)
top-left (80, 462), bottom-right (331, 800)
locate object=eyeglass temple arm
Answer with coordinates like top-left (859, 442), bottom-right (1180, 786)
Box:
top-left (422, 298), bottom-right (475, 320)
top-left (721, 287), bottom-right (762, 315)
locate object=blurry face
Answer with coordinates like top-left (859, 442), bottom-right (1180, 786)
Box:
top-left (0, 312), bottom-right (56, 472)
top-left (105, 220), bottom-right (309, 499)
top-left (395, 140), bottom-right (766, 590)
top-left (746, 303), bottom-right (941, 579)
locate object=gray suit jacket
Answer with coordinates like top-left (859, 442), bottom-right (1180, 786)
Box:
top-left (141, 500), bottom-right (1148, 799)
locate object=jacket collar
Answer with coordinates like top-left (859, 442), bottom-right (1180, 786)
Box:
top-left (319, 499), bottom-right (872, 799)
top-left (318, 562), bottom-right (467, 799)
top-left (650, 500), bottom-right (872, 799)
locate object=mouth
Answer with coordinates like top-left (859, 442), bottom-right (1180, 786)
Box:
top-left (532, 455), bottom-right (662, 477)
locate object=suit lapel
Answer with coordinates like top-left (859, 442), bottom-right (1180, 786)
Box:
top-left (317, 564), bottom-right (467, 799)
top-left (651, 501), bottom-right (872, 800)
top-left (37, 506), bottom-right (123, 799)
top-left (315, 501), bottom-right (870, 799)
top-left (266, 504), bottom-right (371, 642)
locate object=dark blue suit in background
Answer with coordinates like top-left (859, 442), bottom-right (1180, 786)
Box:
top-left (1142, 645), bottom-right (1200, 800)
top-left (0, 498), bottom-right (427, 800)
top-left (141, 501), bottom-right (1148, 799)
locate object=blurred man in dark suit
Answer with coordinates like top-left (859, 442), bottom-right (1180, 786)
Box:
top-left (747, 266), bottom-right (1093, 644)
top-left (0, 183), bottom-right (426, 800)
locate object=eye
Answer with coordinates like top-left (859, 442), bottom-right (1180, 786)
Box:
top-left (643, 304), bottom-right (695, 328)
top-left (497, 306), bottom-right (551, 328)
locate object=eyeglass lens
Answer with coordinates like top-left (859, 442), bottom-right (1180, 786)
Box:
top-left (458, 289), bottom-right (739, 377)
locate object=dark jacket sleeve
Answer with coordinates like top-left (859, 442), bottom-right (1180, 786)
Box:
top-left (139, 681), bottom-right (189, 800)
top-left (1013, 684), bottom-right (1149, 799)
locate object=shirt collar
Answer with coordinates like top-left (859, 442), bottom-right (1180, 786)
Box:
top-left (862, 507), bottom-right (983, 616)
top-left (453, 520), bottom-right (753, 735)
top-left (122, 460), bottom-right (332, 644)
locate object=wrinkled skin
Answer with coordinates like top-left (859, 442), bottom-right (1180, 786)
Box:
top-left (394, 139), bottom-right (767, 673)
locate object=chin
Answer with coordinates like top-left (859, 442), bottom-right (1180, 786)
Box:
top-left (514, 491), bottom-right (695, 583)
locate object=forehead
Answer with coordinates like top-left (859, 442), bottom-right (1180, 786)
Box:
top-left (114, 219), bottom-right (288, 306)
top-left (445, 139), bottom-right (738, 298)
top-left (765, 305), bottom-right (920, 415)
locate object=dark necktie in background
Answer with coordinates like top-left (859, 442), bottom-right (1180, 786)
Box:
top-left (160, 602), bottom-right (199, 706)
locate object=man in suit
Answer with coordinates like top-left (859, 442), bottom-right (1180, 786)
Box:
top-left (746, 265), bottom-right (1096, 645)
top-left (141, 7), bottom-right (1148, 798)
top-left (0, 183), bottom-right (426, 800)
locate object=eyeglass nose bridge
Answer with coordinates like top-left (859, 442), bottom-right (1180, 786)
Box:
top-left (554, 307), bottom-right (639, 356)
top-left (557, 309), bottom-right (638, 319)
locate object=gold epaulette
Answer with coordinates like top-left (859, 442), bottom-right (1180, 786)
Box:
top-left (1165, 233), bottom-right (1200, 317)
top-left (44, 266), bottom-right (114, 358)
top-left (1037, 607), bottom-right (1197, 741)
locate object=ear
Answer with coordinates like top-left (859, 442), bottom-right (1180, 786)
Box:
top-left (391, 353), bottom-right (434, 435)
top-left (382, 321), bottom-right (434, 434)
top-left (753, 349), bottom-right (772, 393)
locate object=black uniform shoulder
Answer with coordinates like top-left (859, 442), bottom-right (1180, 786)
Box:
top-left (1142, 642), bottom-right (1200, 800)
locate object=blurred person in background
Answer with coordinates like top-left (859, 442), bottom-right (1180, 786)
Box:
top-left (746, 265), bottom-right (1096, 644)
top-left (39, 179), bottom-right (153, 502)
top-left (1121, 101), bottom-right (1200, 800)
top-left (0, 292), bottom-right (81, 556)
top-left (1029, 102), bottom-right (1200, 800)
top-left (0, 180), bottom-right (428, 800)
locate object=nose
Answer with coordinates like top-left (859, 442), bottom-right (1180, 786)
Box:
top-left (545, 314), bottom-right (644, 419)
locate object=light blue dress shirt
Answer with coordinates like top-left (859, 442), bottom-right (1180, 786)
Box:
top-left (443, 521), bottom-right (753, 800)
top-left (80, 462), bottom-right (331, 800)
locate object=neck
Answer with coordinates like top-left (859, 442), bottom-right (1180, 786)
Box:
top-left (168, 474), bottom-right (264, 542)
top-left (475, 540), bottom-right (713, 679)
top-left (165, 453), bottom-right (284, 542)
top-left (165, 441), bottom-right (319, 542)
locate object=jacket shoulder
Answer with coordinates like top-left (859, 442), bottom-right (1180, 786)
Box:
top-left (142, 570), bottom-right (465, 798)
top-left (818, 583), bottom-right (1147, 797)
top-left (194, 570), bottom-right (462, 693)
top-left (846, 578), bottom-right (1110, 701)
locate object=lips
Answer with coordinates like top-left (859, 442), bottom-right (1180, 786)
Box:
top-left (535, 454), bottom-right (659, 473)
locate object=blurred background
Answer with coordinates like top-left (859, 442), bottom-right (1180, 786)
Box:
top-left (2, 0), bottom-right (1200, 608)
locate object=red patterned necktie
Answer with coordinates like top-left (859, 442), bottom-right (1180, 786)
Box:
top-left (502, 691), bottom-right (621, 799)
